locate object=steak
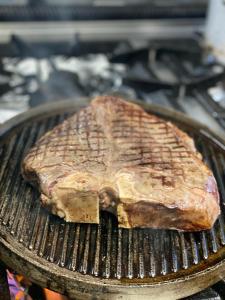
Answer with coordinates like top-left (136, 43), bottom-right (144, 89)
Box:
top-left (22, 96), bottom-right (220, 231)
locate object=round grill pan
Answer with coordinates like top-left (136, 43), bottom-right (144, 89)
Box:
top-left (1, 99), bottom-right (225, 300)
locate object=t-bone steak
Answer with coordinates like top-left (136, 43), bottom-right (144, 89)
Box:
top-left (22, 96), bottom-right (220, 231)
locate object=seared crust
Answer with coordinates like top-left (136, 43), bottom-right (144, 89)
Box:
top-left (22, 96), bottom-right (220, 230)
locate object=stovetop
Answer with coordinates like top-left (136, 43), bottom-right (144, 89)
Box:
top-left (1, 33), bottom-right (225, 299)
top-left (1, 34), bottom-right (225, 134)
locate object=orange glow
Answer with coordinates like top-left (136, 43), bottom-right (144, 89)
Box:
top-left (44, 288), bottom-right (69, 300)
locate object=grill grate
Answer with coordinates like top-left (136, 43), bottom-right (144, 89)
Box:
top-left (1, 103), bottom-right (225, 287)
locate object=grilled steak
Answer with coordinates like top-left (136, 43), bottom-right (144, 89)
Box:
top-left (22, 96), bottom-right (220, 231)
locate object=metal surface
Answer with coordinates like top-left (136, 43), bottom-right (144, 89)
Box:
top-left (205, 0), bottom-right (225, 64)
top-left (1, 99), bottom-right (225, 299)
top-left (0, 3), bottom-right (207, 22)
top-left (0, 20), bottom-right (204, 43)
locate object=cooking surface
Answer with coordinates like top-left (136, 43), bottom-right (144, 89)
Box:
top-left (1, 101), bottom-right (225, 299)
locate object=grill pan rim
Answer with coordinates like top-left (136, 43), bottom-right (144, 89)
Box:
top-left (1, 228), bottom-right (225, 299)
top-left (1, 98), bottom-right (225, 299)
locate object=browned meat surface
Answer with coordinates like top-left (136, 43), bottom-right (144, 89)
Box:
top-left (22, 96), bottom-right (220, 231)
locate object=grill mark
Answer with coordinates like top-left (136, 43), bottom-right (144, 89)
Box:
top-left (116, 139), bottom-right (178, 145)
top-left (128, 145), bottom-right (185, 151)
top-left (63, 120), bottom-right (71, 160)
top-left (95, 115), bottom-right (101, 161)
top-left (32, 117), bottom-right (59, 163)
top-left (28, 146), bottom-right (108, 156)
top-left (85, 108), bottom-right (91, 151)
top-left (112, 128), bottom-right (171, 134)
top-left (119, 150), bottom-right (190, 157)
top-left (118, 156), bottom-right (192, 164)
top-left (76, 110), bottom-right (80, 135)
top-left (28, 108), bottom-right (192, 173)
top-left (112, 126), bottom-right (172, 133)
top-left (113, 112), bottom-right (159, 121)
top-left (139, 110), bottom-right (144, 165)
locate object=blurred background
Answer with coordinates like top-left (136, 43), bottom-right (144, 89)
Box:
top-left (1, 0), bottom-right (225, 299)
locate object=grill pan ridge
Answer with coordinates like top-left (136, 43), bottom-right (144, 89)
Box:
top-left (1, 99), bottom-right (225, 299)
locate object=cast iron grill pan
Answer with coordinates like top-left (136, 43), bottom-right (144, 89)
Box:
top-left (1, 99), bottom-right (225, 299)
